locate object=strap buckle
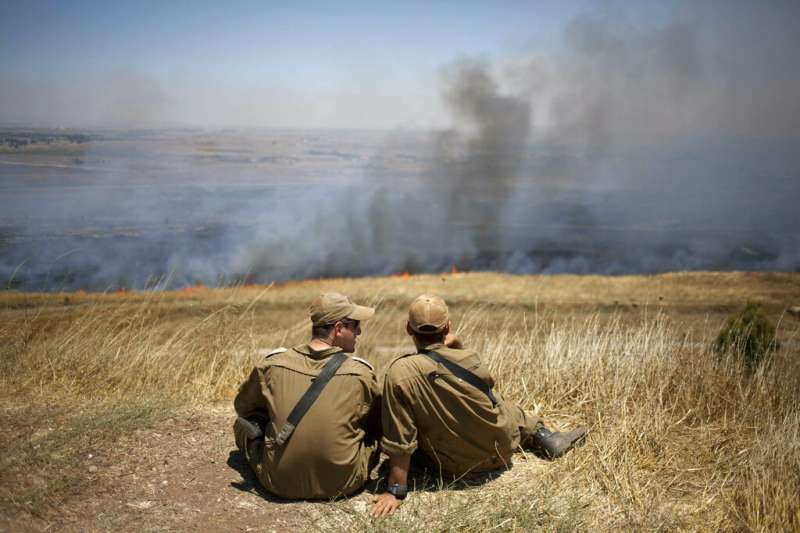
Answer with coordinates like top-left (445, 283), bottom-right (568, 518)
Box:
top-left (275, 422), bottom-right (296, 446)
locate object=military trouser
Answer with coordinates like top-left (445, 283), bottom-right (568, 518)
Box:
top-left (408, 401), bottom-right (544, 474)
top-left (233, 420), bottom-right (380, 499)
top-left (502, 401), bottom-right (544, 449)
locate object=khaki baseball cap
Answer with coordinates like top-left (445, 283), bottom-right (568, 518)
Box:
top-left (408, 294), bottom-right (449, 333)
top-left (309, 292), bottom-right (374, 326)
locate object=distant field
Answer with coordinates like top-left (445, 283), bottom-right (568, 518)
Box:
top-left (2, 128), bottom-right (797, 292)
top-left (1, 272), bottom-right (799, 531)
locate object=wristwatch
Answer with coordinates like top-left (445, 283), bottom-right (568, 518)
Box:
top-left (387, 483), bottom-right (408, 500)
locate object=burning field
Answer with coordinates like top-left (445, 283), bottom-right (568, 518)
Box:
top-left (4, 9), bottom-right (800, 291)
top-left (3, 11), bottom-right (800, 291)
top-left (1, 272), bottom-right (799, 531)
top-left (1, 123), bottom-right (798, 292)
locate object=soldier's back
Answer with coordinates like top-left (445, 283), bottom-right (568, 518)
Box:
top-left (236, 345), bottom-right (379, 499)
top-left (382, 343), bottom-right (519, 475)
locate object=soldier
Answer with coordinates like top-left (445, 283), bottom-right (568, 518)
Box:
top-left (233, 292), bottom-right (381, 500)
top-left (372, 294), bottom-right (587, 517)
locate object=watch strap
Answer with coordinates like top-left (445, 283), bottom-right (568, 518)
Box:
top-left (387, 483), bottom-right (407, 500)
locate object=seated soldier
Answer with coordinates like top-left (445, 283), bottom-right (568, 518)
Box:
top-left (234, 292), bottom-right (381, 500)
top-left (372, 294), bottom-right (586, 517)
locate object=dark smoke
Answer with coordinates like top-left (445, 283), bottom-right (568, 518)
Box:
top-left (437, 58), bottom-right (531, 253)
top-left (2, 5), bottom-right (799, 291)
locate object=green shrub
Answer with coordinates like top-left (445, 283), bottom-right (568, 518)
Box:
top-left (714, 302), bottom-right (780, 369)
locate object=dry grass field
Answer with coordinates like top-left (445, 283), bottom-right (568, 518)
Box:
top-left (1, 271), bottom-right (799, 531)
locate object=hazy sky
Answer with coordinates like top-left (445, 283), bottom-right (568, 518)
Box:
top-left (0, 0), bottom-right (686, 129)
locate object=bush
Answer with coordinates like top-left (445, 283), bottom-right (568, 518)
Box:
top-left (714, 302), bottom-right (780, 368)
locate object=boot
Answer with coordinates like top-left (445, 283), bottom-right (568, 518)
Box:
top-left (530, 426), bottom-right (587, 459)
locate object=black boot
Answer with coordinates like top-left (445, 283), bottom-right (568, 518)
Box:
top-left (530, 426), bottom-right (587, 459)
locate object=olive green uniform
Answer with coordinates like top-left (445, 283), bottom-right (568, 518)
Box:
top-left (381, 343), bottom-right (542, 476)
top-left (234, 345), bottom-right (380, 499)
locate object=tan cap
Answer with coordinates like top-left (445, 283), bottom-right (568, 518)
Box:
top-left (408, 294), bottom-right (449, 333)
top-left (309, 292), bottom-right (374, 326)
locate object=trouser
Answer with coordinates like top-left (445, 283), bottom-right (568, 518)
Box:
top-left (233, 419), bottom-right (380, 498)
top-left (409, 401), bottom-right (545, 473)
top-left (502, 401), bottom-right (544, 449)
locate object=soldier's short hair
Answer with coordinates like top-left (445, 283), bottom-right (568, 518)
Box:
top-left (411, 326), bottom-right (446, 346)
top-left (312, 322), bottom-right (336, 339)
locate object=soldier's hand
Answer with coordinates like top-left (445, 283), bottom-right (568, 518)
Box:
top-left (371, 493), bottom-right (402, 517)
top-left (444, 333), bottom-right (463, 349)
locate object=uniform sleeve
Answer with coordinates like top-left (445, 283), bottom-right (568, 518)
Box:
top-left (233, 367), bottom-right (270, 426)
top-left (380, 364), bottom-right (419, 456)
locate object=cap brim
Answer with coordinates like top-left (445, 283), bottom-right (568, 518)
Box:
top-left (348, 304), bottom-right (375, 321)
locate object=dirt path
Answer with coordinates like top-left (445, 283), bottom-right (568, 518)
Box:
top-left (84, 407), bottom-right (317, 531)
top-left (2, 406), bottom-right (372, 532)
top-left (1, 405), bottom-right (556, 532)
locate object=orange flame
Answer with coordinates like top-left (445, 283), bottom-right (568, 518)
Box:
top-left (450, 264), bottom-right (459, 274)
top-left (180, 284), bottom-right (206, 293)
top-left (392, 271), bottom-right (411, 279)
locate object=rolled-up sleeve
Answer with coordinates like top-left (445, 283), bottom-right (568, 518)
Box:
top-left (381, 366), bottom-right (418, 456)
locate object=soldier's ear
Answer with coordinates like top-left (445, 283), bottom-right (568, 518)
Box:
top-left (406, 322), bottom-right (414, 337)
top-left (333, 321), bottom-right (345, 337)
top-left (442, 322), bottom-right (451, 335)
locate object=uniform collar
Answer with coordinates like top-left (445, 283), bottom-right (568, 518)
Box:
top-left (295, 343), bottom-right (345, 360)
top-left (421, 342), bottom-right (447, 353)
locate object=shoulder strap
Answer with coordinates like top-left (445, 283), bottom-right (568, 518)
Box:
top-left (423, 350), bottom-right (498, 407)
top-left (350, 356), bottom-right (374, 371)
top-left (263, 347), bottom-right (287, 358)
top-left (275, 351), bottom-right (349, 446)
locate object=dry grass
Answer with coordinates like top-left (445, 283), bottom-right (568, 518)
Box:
top-left (1, 272), bottom-right (799, 531)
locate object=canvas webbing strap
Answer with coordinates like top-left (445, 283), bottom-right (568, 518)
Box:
top-left (423, 350), bottom-right (498, 407)
top-left (275, 351), bottom-right (348, 446)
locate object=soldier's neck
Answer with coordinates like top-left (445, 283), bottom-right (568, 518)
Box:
top-left (308, 337), bottom-right (335, 352)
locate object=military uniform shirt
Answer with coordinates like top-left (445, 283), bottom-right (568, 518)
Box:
top-left (381, 343), bottom-right (523, 476)
top-left (234, 344), bottom-right (380, 499)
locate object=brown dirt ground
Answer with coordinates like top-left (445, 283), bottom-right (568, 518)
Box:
top-left (1, 406), bottom-right (341, 532)
top-left (0, 405), bottom-right (551, 533)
